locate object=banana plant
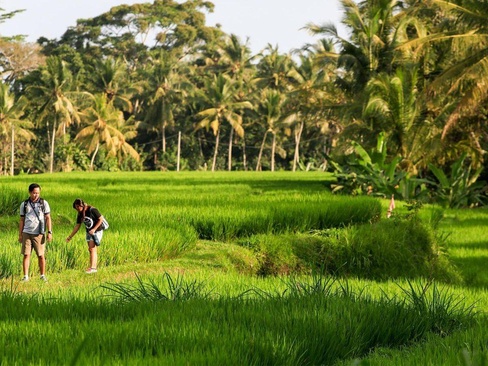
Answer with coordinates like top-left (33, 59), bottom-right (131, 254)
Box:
top-left (330, 132), bottom-right (429, 199)
top-left (428, 153), bottom-right (486, 208)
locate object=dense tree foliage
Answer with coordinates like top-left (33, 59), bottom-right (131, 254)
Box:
top-left (0, 0), bottom-right (487, 205)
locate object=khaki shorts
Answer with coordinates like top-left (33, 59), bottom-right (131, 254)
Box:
top-left (21, 232), bottom-right (46, 256)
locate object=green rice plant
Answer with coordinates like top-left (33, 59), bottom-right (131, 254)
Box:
top-left (0, 171), bottom-right (485, 366)
top-left (0, 172), bottom-right (462, 284)
top-left (280, 272), bottom-right (337, 297)
top-left (460, 349), bottom-right (488, 366)
top-left (0, 270), bottom-right (480, 366)
top-left (101, 272), bottom-right (213, 303)
top-left (0, 186), bottom-right (24, 216)
top-left (337, 217), bottom-right (461, 282)
top-left (47, 241), bottom-right (85, 272)
top-left (437, 208), bottom-right (488, 288)
top-left (287, 230), bottom-right (348, 274)
top-left (0, 278), bottom-right (40, 306)
top-left (336, 301), bottom-right (486, 366)
top-left (238, 214), bottom-right (460, 281)
top-left (189, 195), bottom-right (381, 241)
top-left (397, 279), bottom-right (477, 336)
top-left (0, 254), bottom-right (15, 279)
top-left (98, 226), bottom-right (198, 266)
top-left (238, 233), bottom-right (301, 276)
top-left (0, 171), bottom-right (380, 266)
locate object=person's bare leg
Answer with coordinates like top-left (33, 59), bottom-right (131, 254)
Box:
top-left (23, 255), bottom-right (30, 277)
top-left (88, 241), bottom-right (97, 269)
top-left (38, 255), bottom-right (45, 276)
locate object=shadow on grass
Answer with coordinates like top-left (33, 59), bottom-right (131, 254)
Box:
top-left (449, 240), bottom-right (488, 250)
top-left (451, 255), bottom-right (488, 289)
top-left (441, 217), bottom-right (488, 229)
top-left (0, 277), bottom-right (476, 366)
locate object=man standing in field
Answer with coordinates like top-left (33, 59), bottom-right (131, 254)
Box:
top-left (18, 183), bottom-right (52, 282)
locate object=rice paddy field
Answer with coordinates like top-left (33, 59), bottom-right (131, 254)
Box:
top-left (1, 171), bottom-right (488, 365)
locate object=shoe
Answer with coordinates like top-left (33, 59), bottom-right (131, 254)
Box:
top-left (20, 276), bottom-right (29, 282)
top-left (40, 275), bottom-right (48, 282)
top-left (85, 268), bottom-right (98, 274)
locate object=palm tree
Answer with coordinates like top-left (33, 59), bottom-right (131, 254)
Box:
top-left (255, 45), bottom-right (295, 92)
top-left (219, 34), bottom-right (256, 83)
top-left (199, 34), bottom-right (257, 170)
top-left (141, 51), bottom-right (191, 165)
top-left (195, 74), bottom-right (252, 171)
top-left (0, 82), bottom-right (35, 175)
top-left (286, 54), bottom-right (330, 171)
top-left (402, 0), bottom-right (488, 140)
top-left (27, 56), bottom-right (81, 173)
top-left (306, 0), bottom-right (405, 90)
top-left (76, 93), bottom-right (139, 170)
top-left (220, 34), bottom-right (257, 171)
top-left (304, 0), bottom-right (413, 150)
top-left (363, 65), bottom-right (428, 172)
top-left (86, 57), bottom-right (135, 113)
top-left (255, 89), bottom-right (287, 171)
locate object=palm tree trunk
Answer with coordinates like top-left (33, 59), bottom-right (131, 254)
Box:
top-left (49, 117), bottom-right (57, 173)
top-left (162, 123), bottom-right (166, 153)
top-left (292, 121), bottom-right (304, 172)
top-left (10, 124), bottom-right (14, 176)
top-left (242, 138), bottom-right (247, 171)
top-left (228, 128), bottom-right (234, 171)
top-left (197, 132), bottom-right (206, 170)
top-left (255, 131), bottom-right (268, 171)
top-left (177, 131), bottom-right (181, 172)
top-left (198, 132), bottom-right (205, 159)
top-left (271, 131), bottom-right (276, 172)
top-left (90, 143), bottom-right (100, 171)
top-left (212, 129), bottom-right (220, 172)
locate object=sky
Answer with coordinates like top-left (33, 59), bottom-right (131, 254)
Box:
top-left (0, 0), bottom-right (345, 54)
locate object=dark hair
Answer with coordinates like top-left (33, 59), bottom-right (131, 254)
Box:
top-left (28, 183), bottom-right (41, 192)
top-left (73, 198), bottom-right (85, 209)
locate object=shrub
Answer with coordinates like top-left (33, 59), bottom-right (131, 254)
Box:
top-left (239, 214), bottom-right (461, 282)
top-left (238, 234), bottom-right (303, 276)
top-left (328, 132), bottom-right (431, 200)
top-left (305, 217), bottom-right (462, 282)
top-left (428, 153), bottom-right (487, 208)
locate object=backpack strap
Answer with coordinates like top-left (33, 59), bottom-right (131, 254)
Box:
top-left (23, 198), bottom-right (45, 214)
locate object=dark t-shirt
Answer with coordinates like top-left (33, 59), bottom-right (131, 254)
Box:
top-left (77, 206), bottom-right (103, 232)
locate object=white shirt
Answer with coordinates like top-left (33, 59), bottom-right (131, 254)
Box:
top-left (20, 199), bottom-right (51, 235)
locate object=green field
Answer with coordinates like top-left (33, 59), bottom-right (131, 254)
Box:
top-left (1, 171), bottom-right (488, 365)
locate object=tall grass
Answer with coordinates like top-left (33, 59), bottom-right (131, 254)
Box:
top-left (102, 272), bottom-right (213, 302)
top-left (237, 216), bottom-right (460, 281)
top-left (0, 255), bottom-right (15, 279)
top-left (0, 186), bottom-right (24, 215)
top-left (0, 272), bottom-right (475, 365)
top-left (0, 171), bottom-right (485, 365)
top-left (0, 172), bottom-right (380, 275)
